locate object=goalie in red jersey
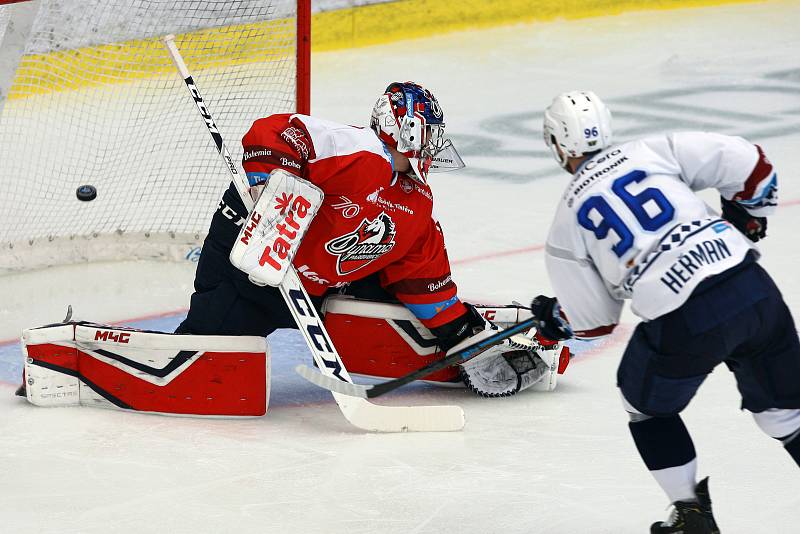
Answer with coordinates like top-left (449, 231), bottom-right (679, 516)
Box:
top-left (176, 81), bottom-right (566, 397)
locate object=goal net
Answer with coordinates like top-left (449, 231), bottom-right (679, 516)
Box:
top-left (0, 0), bottom-right (310, 273)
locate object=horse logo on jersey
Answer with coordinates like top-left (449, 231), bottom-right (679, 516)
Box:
top-left (325, 212), bottom-right (396, 275)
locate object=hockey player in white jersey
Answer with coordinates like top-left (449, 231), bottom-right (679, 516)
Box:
top-left (530, 90), bottom-right (800, 533)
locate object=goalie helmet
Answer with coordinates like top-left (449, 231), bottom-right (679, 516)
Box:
top-left (370, 81), bottom-right (464, 183)
top-left (543, 90), bottom-right (612, 168)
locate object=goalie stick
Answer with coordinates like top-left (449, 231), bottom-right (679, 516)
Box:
top-left (296, 317), bottom-right (537, 398)
top-left (161, 35), bottom-right (464, 432)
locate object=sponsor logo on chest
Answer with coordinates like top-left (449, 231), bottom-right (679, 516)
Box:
top-left (367, 187), bottom-right (414, 215)
top-left (324, 212), bottom-right (397, 275)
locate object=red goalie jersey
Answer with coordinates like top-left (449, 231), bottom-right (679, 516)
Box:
top-left (241, 113), bottom-right (467, 330)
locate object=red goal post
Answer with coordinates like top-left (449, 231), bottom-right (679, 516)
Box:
top-left (0, 0), bottom-right (311, 272)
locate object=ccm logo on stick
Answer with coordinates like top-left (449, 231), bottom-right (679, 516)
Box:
top-left (94, 331), bottom-right (130, 343)
top-left (258, 193), bottom-right (312, 271)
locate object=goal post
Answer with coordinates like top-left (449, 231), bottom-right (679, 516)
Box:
top-left (0, 0), bottom-right (311, 273)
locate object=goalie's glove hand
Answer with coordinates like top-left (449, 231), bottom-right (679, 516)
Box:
top-left (721, 196), bottom-right (767, 242)
top-left (530, 295), bottom-right (573, 341)
top-left (459, 339), bottom-right (548, 397)
top-left (431, 303), bottom-right (492, 352)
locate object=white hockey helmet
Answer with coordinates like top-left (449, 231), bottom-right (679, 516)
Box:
top-left (370, 81), bottom-right (464, 183)
top-left (543, 91), bottom-right (612, 168)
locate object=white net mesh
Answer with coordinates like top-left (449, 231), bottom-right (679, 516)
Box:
top-left (0, 0), bottom-right (301, 272)
top-left (0, 7), bottom-right (9, 44)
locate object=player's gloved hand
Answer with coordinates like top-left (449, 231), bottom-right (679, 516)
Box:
top-left (459, 339), bottom-right (548, 397)
top-left (720, 196), bottom-right (767, 242)
top-left (530, 295), bottom-right (573, 341)
top-left (431, 303), bottom-right (490, 352)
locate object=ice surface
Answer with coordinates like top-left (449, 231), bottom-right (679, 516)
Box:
top-left (1, 2), bottom-right (799, 532)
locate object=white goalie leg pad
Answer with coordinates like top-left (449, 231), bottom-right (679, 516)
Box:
top-left (22, 324), bottom-right (81, 407)
top-left (22, 322), bottom-right (269, 417)
top-left (229, 169), bottom-right (323, 287)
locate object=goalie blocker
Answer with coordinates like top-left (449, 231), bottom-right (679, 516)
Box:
top-left (322, 295), bottom-right (570, 391)
top-left (21, 322), bottom-right (269, 417)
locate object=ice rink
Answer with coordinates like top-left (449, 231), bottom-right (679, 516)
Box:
top-left (1, 1), bottom-right (799, 532)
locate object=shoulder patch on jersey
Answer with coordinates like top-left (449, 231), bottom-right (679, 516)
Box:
top-left (280, 125), bottom-right (316, 160)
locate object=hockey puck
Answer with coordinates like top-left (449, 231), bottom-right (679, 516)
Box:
top-left (76, 184), bottom-right (97, 201)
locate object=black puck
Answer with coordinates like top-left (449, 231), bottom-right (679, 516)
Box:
top-left (76, 184), bottom-right (97, 201)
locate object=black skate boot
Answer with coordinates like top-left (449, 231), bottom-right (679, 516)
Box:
top-left (650, 477), bottom-right (720, 534)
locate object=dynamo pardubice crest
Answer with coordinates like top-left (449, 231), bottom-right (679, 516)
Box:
top-left (325, 212), bottom-right (396, 275)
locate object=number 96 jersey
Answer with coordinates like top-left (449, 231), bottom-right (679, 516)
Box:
top-left (545, 132), bottom-right (777, 337)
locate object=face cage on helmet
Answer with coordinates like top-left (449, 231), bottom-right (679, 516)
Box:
top-left (397, 112), bottom-right (445, 156)
top-left (396, 114), bottom-right (450, 182)
top-left (424, 123), bottom-right (447, 159)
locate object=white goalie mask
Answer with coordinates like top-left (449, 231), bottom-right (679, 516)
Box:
top-left (370, 81), bottom-right (464, 184)
top-left (543, 90), bottom-right (612, 168)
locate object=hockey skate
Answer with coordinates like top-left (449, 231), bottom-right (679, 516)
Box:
top-left (650, 477), bottom-right (720, 533)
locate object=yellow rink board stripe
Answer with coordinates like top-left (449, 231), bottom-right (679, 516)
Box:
top-left (7, 0), bottom-right (761, 99)
top-left (8, 18), bottom-right (296, 100)
top-left (312, 0), bottom-right (762, 51)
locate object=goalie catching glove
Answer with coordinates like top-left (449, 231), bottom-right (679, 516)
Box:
top-left (442, 305), bottom-right (563, 397)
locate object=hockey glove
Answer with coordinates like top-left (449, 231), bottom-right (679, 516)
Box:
top-left (430, 303), bottom-right (490, 352)
top-left (459, 341), bottom-right (549, 397)
top-left (721, 196), bottom-right (767, 242)
top-left (530, 295), bottom-right (573, 341)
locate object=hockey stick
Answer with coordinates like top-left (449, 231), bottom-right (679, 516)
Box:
top-left (296, 317), bottom-right (537, 398)
top-left (161, 35), bottom-right (464, 432)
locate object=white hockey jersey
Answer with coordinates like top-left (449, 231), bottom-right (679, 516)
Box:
top-left (545, 132), bottom-right (777, 338)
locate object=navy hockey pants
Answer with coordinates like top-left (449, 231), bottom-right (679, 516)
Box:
top-left (618, 258), bottom-right (800, 416)
top-left (176, 184), bottom-right (302, 336)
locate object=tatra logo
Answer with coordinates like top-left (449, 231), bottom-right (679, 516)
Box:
top-left (275, 192), bottom-right (293, 215)
top-left (280, 126), bottom-right (312, 160)
top-left (94, 330), bottom-right (131, 344)
top-left (258, 194), bottom-right (313, 271)
top-left (325, 212), bottom-right (396, 275)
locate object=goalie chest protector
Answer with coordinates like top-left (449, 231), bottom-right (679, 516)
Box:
top-left (322, 295), bottom-right (459, 383)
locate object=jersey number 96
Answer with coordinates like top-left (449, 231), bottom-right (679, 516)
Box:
top-left (577, 170), bottom-right (675, 257)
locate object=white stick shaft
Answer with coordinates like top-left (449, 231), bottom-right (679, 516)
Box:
top-left (162, 35), bottom-right (252, 210)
